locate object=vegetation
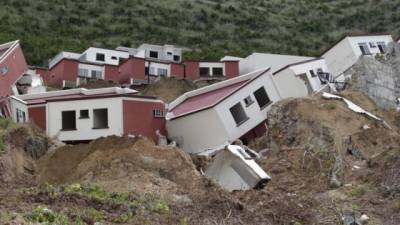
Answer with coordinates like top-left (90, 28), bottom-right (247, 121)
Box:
top-left (1, 0), bottom-right (399, 66)
top-left (0, 118), bottom-right (17, 154)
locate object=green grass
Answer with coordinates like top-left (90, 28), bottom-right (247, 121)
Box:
top-left (0, 0), bottom-right (399, 66)
top-left (0, 118), bottom-right (17, 154)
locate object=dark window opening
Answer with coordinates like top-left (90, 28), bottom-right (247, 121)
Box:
top-left (200, 67), bottom-right (210, 76)
top-left (229, 103), bottom-right (248, 126)
top-left (149, 51), bottom-right (158, 58)
top-left (96, 53), bottom-right (105, 61)
top-left (253, 87), bottom-right (271, 109)
top-left (145, 67), bottom-right (149, 75)
top-left (61, 111), bottom-right (76, 130)
top-left (244, 96), bottom-right (254, 107)
top-left (111, 56), bottom-right (117, 60)
top-left (173, 55), bottom-right (180, 61)
top-left (167, 52), bottom-right (172, 55)
top-left (93, 108), bottom-right (108, 129)
top-left (377, 42), bottom-right (387, 54)
top-left (358, 43), bottom-right (371, 55)
top-left (309, 70), bottom-right (316, 77)
top-left (369, 42), bottom-right (376, 48)
top-left (212, 67), bottom-right (223, 76)
top-left (79, 110), bottom-right (89, 119)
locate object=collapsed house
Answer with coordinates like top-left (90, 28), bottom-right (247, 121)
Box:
top-left (0, 40), bottom-right (29, 116)
top-left (204, 145), bottom-right (271, 192)
top-left (322, 33), bottom-right (393, 78)
top-left (166, 68), bottom-right (279, 153)
top-left (9, 87), bottom-right (166, 143)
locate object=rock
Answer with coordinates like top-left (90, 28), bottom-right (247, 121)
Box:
top-left (359, 214), bottom-right (370, 224)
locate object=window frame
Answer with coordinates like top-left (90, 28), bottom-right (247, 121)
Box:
top-left (79, 109), bottom-right (89, 119)
top-left (212, 67), bottom-right (224, 76)
top-left (199, 67), bottom-right (210, 76)
top-left (96, 53), bottom-right (105, 62)
top-left (61, 110), bottom-right (77, 131)
top-left (149, 51), bottom-right (159, 58)
top-left (92, 108), bottom-right (109, 129)
top-left (229, 102), bottom-right (249, 126)
top-left (253, 86), bottom-right (272, 110)
top-left (173, 55), bottom-right (180, 61)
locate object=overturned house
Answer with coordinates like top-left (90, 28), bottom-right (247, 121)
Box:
top-left (204, 145), bottom-right (270, 191)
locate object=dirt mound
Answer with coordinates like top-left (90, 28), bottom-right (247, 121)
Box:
top-left (37, 136), bottom-right (202, 195)
top-left (141, 77), bottom-right (196, 103)
top-left (245, 92), bottom-right (400, 224)
top-left (0, 122), bottom-right (50, 187)
top-left (79, 79), bottom-right (119, 89)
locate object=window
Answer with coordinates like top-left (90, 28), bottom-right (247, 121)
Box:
top-left (145, 67), bottom-right (149, 75)
top-left (309, 70), bottom-right (316, 77)
top-left (358, 43), bottom-right (371, 55)
top-left (96, 53), bottom-right (105, 61)
top-left (79, 110), bottom-right (89, 119)
top-left (91, 70), bottom-right (102, 79)
top-left (78, 68), bottom-right (89, 77)
top-left (153, 109), bottom-right (165, 118)
top-left (212, 67), bottom-right (223, 76)
top-left (167, 52), bottom-right (172, 55)
top-left (244, 96), bottom-right (254, 107)
top-left (229, 103), bottom-right (248, 126)
top-left (61, 111), bottom-right (76, 130)
top-left (369, 42), bottom-right (376, 48)
top-left (377, 42), bottom-right (387, 54)
top-left (149, 51), bottom-right (158, 58)
top-left (173, 55), bottom-right (180, 61)
top-left (253, 87), bottom-right (271, 109)
top-left (93, 108), bottom-right (108, 129)
top-left (199, 67), bottom-right (210, 76)
top-left (111, 56), bottom-right (117, 60)
top-left (16, 109), bottom-right (26, 123)
top-left (157, 68), bottom-right (168, 76)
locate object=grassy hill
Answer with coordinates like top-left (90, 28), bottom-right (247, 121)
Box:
top-left (1, 0), bottom-right (399, 66)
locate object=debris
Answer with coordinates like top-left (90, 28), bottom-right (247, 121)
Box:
top-left (343, 214), bottom-right (359, 225)
top-left (205, 145), bottom-right (270, 191)
top-left (359, 214), bottom-right (370, 224)
top-left (322, 92), bottom-right (392, 129)
top-left (362, 124), bottom-right (370, 130)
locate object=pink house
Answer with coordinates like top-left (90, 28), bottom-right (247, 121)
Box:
top-left (0, 40), bottom-right (28, 116)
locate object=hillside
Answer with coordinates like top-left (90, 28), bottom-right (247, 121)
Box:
top-left (1, 0), bottom-right (400, 65)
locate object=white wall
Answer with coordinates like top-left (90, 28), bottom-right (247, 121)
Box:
top-left (78, 63), bottom-right (105, 79)
top-left (290, 59), bottom-right (329, 92)
top-left (46, 97), bottom-right (123, 141)
top-left (138, 44), bottom-right (182, 62)
top-left (323, 35), bottom-right (393, 77)
top-left (272, 69), bottom-right (309, 99)
top-left (166, 108), bottom-right (229, 154)
top-left (214, 73), bottom-right (281, 142)
top-left (9, 97), bottom-right (28, 123)
top-left (199, 62), bottom-right (225, 76)
top-left (83, 48), bottom-right (129, 65)
top-left (145, 61), bottom-right (171, 76)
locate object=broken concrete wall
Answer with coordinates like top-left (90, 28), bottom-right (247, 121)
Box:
top-left (347, 42), bottom-right (400, 110)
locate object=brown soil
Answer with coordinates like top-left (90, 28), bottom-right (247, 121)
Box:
top-left (140, 77), bottom-right (197, 103)
top-left (1, 91), bottom-right (400, 224)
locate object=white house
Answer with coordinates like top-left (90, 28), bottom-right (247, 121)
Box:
top-left (166, 68), bottom-right (282, 154)
top-left (117, 44), bottom-right (182, 63)
top-left (238, 52), bottom-right (314, 75)
top-left (322, 33), bottom-right (394, 78)
top-left (9, 87), bottom-right (167, 143)
top-left (271, 58), bottom-right (331, 98)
